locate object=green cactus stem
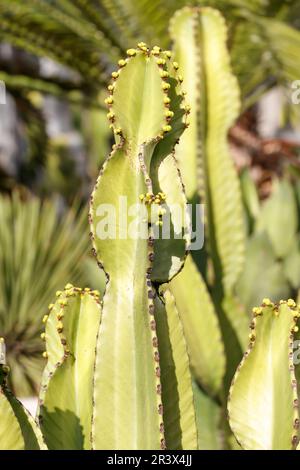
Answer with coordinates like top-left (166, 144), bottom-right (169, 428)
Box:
top-left (89, 44), bottom-right (194, 450)
top-left (228, 299), bottom-right (300, 450)
top-left (0, 338), bottom-right (46, 450)
top-left (38, 285), bottom-right (102, 450)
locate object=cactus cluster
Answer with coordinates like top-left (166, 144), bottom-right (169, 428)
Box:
top-left (0, 8), bottom-right (299, 452)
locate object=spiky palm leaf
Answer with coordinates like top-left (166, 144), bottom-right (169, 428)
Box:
top-left (0, 0), bottom-right (299, 104)
top-left (0, 193), bottom-right (91, 396)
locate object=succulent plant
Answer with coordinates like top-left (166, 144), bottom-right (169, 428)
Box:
top-left (228, 299), bottom-right (300, 450)
top-left (1, 39), bottom-right (300, 451)
top-left (38, 286), bottom-right (102, 450)
top-left (1, 0), bottom-right (299, 107)
top-left (0, 338), bottom-right (46, 450)
top-left (88, 43), bottom-right (196, 450)
top-left (168, 6), bottom-right (248, 409)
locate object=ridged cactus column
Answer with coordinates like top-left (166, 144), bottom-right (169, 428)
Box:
top-left (228, 299), bottom-right (300, 450)
top-left (168, 6), bottom-right (247, 399)
top-left (38, 286), bottom-right (102, 449)
top-left (89, 43), bottom-right (194, 450)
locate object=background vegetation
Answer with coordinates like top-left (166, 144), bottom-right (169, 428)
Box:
top-left (0, 0), bottom-right (300, 450)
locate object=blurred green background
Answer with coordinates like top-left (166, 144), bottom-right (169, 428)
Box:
top-left (0, 0), bottom-right (299, 398)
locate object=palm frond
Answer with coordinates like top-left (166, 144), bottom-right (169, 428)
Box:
top-left (0, 0), bottom-right (116, 86)
top-left (0, 194), bottom-right (91, 396)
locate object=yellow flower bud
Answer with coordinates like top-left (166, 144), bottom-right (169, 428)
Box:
top-left (127, 49), bottom-right (137, 57)
top-left (105, 96), bottom-right (113, 105)
top-left (160, 70), bottom-right (169, 78)
top-left (162, 82), bottom-right (170, 91)
top-left (165, 110), bottom-right (174, 118)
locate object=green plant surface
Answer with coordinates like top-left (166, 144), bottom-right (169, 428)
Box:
top-left (221, 295), bottom-right (249, 352)
top-left (169, 255), bottom-right (225, 396)
top-left (237, 232), bottom-right (290, 311)
top-left (218, 295), bottom-right (250, 394)
top-left (192, 381), bottom-right (223, 450)
top-left (170, 6), bottom-right (245, 294)
top-left (0, 194), bottom-right (91, 396)
top-left (38, 287), bottom-right (101, 450)
top-left (168, 6), bottom-right (248, 403)
top-left (1, 0), bottom-right (300, 453)
top-left (228, 299), bottom-right (300, 450)
top-left (0, 339), bottom-right (46, 450)
top-left (154, 289), bottom-right (197, 450)
top-left (283, 237), bottom-right (300, 290)
top-left (0, 0), bottom-right (299, 106)
top-left (239, 168), bottom-right (260, 233)
top-left (256, 179), bottom-right (298, 259)
top-left (89, 45), bottom-right (190, 450)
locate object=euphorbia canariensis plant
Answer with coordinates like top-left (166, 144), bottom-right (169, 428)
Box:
top-left (228, 298), bottom-right (300, 450)
top-left (1, 34), bottom-right (300, 451)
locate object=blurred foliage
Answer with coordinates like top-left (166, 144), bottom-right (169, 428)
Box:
top-left (0, 0), bottom-right (299, 450)
top-left (0, 193), bottom-right (95, 396)
top-left (0, 0), bottom-right (299, 101)
top-left (239, 172), bottom-right (300, 310)
top-left (0, 0), bottom-right (299, 199)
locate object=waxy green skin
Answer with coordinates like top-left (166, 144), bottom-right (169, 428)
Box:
top-left (168, 6), bottom-right (246, 402)
top-left (0, 344), bottom-right (46, 450)
top-left (38, 287), bottom-right (102, 450)
top-left (170, 7), bottom-right (245, 294)
top-left (0, 40), bottom-right (300, 452)
top-left (228, 299), bottom-right (300, 450)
